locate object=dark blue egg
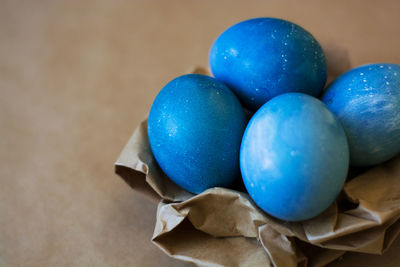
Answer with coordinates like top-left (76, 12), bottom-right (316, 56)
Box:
top-left (240, 93), bottom-right (349, 221)
top-left (322, 63), bottom-right (400, 166)
top-left (148, 74), bottom-right (247, 194)
top-left (209, 17), bottom-right (327, 110)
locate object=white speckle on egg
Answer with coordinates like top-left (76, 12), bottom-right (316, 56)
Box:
top-left (262, 157), bottom-right (273, 169)
top-left (255, 88), bottom-right (260, 92)
top-left (228, 48), bottom-right (239, 56)
top-left (389, 66), bottom-right (392, 69)
top-left (284, 42), bottom-right (287, 46)
top-left (380, 65), bottom-right (384, 68)
top-left (363, 79), bottom-right (367, 82)
top-left (360, 73), bottom-right (364, 76)
top-left (384, 76), bottom-right (388, 79)
top-left (250, 183), bottom-right (255, 188)
top-left (261, 185), bottom-right (266, 191)
top-left (223, 56), bottom-right (227, 60)
top-left (386, 81), bottom-right (390, 85)
top-left (395, 72), bottom-right (398, 76)
top-left (243, 61), bottom-right (251, 68)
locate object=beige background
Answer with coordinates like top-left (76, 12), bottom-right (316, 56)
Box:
top-left (1, 0), bottom-right (400, 266)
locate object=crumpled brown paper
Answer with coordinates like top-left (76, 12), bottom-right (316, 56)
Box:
top-left (115, 62), bottom-right (400, 266)
top-left (115, 118), bottom-right (400, 267)
top-left (115, 119), bottom-right (194, 203)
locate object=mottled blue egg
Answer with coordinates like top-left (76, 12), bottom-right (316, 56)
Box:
top-left (209, 17), bottom-right (327, 110)
top-left (240, 93), bottom-right (349, 221)
top-left (148, 74), bottom-right (247, 194)
top-left (322, 63), bottom-right (400, 166)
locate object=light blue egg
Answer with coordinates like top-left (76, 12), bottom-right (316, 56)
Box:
top-left (209, 17), bottom-right (327, 110)
top-left (148, 74), bottom-right (247, 194)
top-left (240, 93), bottom-right (349, 221)
top-left (322, 63), bottom-right (400, 166)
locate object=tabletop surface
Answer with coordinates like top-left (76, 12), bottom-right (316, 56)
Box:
top-left (1, 1), bottom-right (400, 266)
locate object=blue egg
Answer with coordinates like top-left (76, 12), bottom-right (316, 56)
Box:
top-left (322, 63), bottom-right (400, 166)
top-left (209, 17), bottom-right (327, 110)
top-left (240, 93), bottom-right (349, 221)
top-left (148, 74), bottom-right (247, 194)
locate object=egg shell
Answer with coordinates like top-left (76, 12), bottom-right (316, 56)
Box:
top-left (322, 63), bottom-right (400, 166)
top-left (240, 93), bottom-right (349, 221)
top-left (209, 17), bottom-right (327, 110)
top-left (148, 74), bottom-right (247, 194)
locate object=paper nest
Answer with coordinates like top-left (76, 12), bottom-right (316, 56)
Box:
top-left (115, 67), bottom-right (400, 267)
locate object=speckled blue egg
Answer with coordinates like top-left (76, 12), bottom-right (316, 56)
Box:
top-left (209, 17), bottom-right (327, 110)
top-left (322, 63), bottom-right (400, 166)
top-left (148, 74), bottom-right (247, 194)
top-left (240, 93), bottom-right (349, 221)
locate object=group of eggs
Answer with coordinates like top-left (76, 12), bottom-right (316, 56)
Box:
top-left (147, 18), bottom-right (400, 221)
